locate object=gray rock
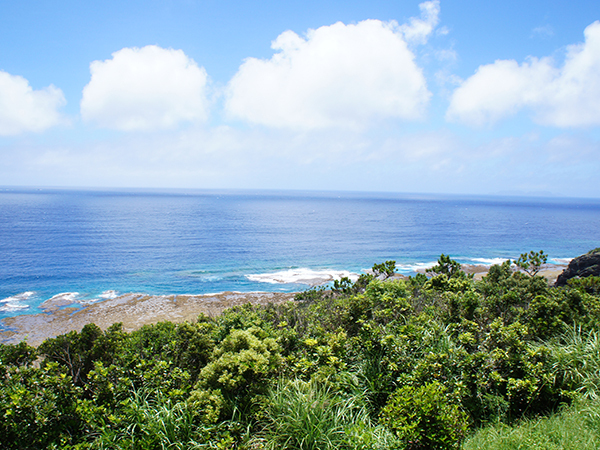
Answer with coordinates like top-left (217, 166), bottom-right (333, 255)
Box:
top-left (555, 248), bottom-right (600, 286)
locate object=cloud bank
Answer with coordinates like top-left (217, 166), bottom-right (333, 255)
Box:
top-left (81, 45), bottom-right (210, 131)
top-left (447, 21), bottom-right (600, 127)
top-left (0, 71), bottom-right (66, 136)
top-left (225, 17), bottom-right (433, 130)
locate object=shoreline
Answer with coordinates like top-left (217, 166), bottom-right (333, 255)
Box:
top-left (0, 291), bottom-right (296, 346)
top-left (0, 264), bottom-right (568, 347)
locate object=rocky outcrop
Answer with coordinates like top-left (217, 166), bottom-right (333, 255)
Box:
top-left (555, 248), bottom-right (600, 286)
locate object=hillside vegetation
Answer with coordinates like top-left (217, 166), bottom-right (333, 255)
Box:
top-left (2, 253), bottom-right (600, 449)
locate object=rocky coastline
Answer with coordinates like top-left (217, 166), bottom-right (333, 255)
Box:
top-left (0, 291), bottom-right (295, 346)
top-left (0, 263), bottom-right (569, 347)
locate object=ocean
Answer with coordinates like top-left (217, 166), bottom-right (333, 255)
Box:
top-left (1, 187), bottom-right (599, 320)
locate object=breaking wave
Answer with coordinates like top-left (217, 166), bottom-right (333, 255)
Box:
top-left (468, 257), bottom-right (511, 266)
top-left (247, 268), bottom-right (359, 286)
top-left (0, 291), bottom-right (35, 312)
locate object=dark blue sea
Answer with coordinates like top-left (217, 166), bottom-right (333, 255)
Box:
top-left (1, 187), bottom-right (599, 320)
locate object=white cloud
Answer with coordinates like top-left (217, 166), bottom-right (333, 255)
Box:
top-left (446, 59), bottom-right (554, 126)
top-left (400, 0), bottom-right (441, 45)
top-left (225, 19), bottom-right (431, 130)
top-left (447, 21), bottom-right (600, 127)
top-left (81, 45), bottom-right (210, 131)
top-left (0, 71), bottom-right (66, 136)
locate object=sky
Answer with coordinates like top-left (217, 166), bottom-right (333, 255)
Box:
top-left (1, 0), bottom-right (600, 197)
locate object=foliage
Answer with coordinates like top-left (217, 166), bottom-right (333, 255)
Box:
top-left (89, 388), bottom-right (209, 450)
top-left (332, 276), bottom-right (356, 295)
top-left (380, 381), bottom-right (468, 450)
top-left (426, 254), bottom-right (466, 279)
top-left (295, 286), bottom-right (327, 302)
top-left (332, 260), bottom-right (396, 297)
top-left (372, 261), bottom-right (397, 279)
top-left (539, 325), bottom-right (600, 400)
top-left (516, 250), bottom-right (548, 277)
top-left (38, 322), bottom-right (125, 386)
top-left (196, 326), bottom-right (282, 418)
top-left (568, 276), bottom-right (600, 295)
top-left (253, 376), bottom-right (398, 450)
top-left (0, 340), bottom-right (37, 367)
top-left (0, 362), bottom-right (82, 449)
top-left (2, 252), bottom-right (600, 449)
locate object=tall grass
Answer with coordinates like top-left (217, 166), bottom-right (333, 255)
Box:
top-left (463, 399), bottom-right (600, 450)
top-left (90, 388), bottom-right (208, 450)
top-left (541, 325), bottom-right (600, 399)
top-left (251, 376), bottom-right (398, 450)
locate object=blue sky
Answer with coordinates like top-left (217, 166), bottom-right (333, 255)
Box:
top-left (1, 0), bottom-right (599, 197)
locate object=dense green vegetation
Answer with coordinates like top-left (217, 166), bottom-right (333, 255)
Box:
top-left (3, 253), bottom-right (600, 449)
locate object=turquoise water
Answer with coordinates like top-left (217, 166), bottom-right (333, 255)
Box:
top-left (1, 187), bottom-right (599, 319)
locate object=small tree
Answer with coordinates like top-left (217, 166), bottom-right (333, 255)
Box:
top-left (332, 276), bottom-right (355, 295)
top-left (427, 254), bottom-right (465, 279)
top-left (372, 261), bottom-right (397, 279)
top-left (515, 250), bottom-right (547, 277)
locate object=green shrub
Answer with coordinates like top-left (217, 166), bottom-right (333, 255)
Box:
top-left (197, 326), bottom-right (282, 418)
top-left (295, 286), bottom-right (327, 302)
top-left (568, 276), bottom-right (600, 295)
top-left (187, 388), bottom-right (225, 425)
top-left (380, 381), bottom-right (468, 450)
top-left (0, 341), bottom-right (37, 367)
top-left (39, 323), bottom-right (125, 386)
top-left (198, 327), bottom-right (281, 392)
top-left (0, 362), bottom-right (82, 449)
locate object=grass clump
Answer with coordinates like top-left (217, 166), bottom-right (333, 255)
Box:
top-left (251, 375), bottom-right (398, 450)
top-left (90, 388), bottom-right (209, 450)
top-left (463, 399), bottom-right (600, 450)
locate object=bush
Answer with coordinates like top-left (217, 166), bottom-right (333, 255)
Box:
top-left (38, 323), bottom-right (125, 386)
top-left (0, 363), bottom-right (82, 449)
top-left (0, 341), bottom-right (37, 367)
top-left (380, 381), bottom-right (468, 450)
top-left (4, 253), bottom-right (600, 449)
top-left (541, 325), bottom-right (600, 399)
top-left (197, 326), bottom-right (281, 418)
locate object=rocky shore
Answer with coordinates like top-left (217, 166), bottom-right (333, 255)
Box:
top-left (0, 263), bottom-right (568, 347)
top-left (0, 291), bottom-right (295, 346)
